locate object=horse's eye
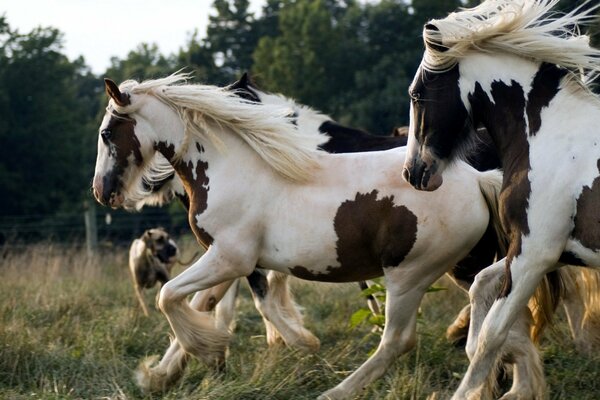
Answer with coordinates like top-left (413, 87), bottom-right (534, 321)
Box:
top-left (101, 129), bottom-right (112, 143)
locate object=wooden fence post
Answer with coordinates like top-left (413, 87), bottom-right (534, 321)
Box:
top-left (83, 200), bottom-right (98, 256)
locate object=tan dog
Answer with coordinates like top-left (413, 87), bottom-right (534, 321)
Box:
top-left (129, 228), bottom-right (179, 316)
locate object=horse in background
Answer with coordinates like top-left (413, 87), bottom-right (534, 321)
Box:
top-left (91, 72), bottom-right (554, 399)
top-left (403, 0), bottom-right (600, 398)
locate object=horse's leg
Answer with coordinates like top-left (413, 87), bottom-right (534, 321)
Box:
top-left (446, 304), bottom-right (471, 346)
top-left (248, 270), bottom-right (320, 351)
top-left (158, 246), bottom-right (253, 365)
top-left (454, 256), bottom-right (554, 400)
top-left (136, 279), bottom-right (237, 392)
top-left (215, 279), bottom-right (240, 332)
top-left (498, 306), bottom-right (546, 400)
top-left (318, 267), bottom-right (431, 400)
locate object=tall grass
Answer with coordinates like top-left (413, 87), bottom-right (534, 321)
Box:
top-left (0, 241), bottom-right (599, 399)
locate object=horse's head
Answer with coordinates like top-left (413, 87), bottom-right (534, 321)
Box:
top-left (92, 79), bottom-right (170, 208)
top-left (402, 24), bottom-right (471, 192)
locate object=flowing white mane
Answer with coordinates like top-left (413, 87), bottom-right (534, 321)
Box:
top-left (423, 0), bottom-right (600, 81)
top-left (114, 73), bottom-right (328, 183)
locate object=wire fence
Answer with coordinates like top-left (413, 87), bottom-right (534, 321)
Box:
top-left (0, 203), bottom-right (190, 252)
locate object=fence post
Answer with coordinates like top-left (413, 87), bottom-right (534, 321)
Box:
top-left (83, 200), bottom-right (98, 257)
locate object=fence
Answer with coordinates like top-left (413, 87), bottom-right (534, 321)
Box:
top-left (0, 201), bottom-right (189, 252)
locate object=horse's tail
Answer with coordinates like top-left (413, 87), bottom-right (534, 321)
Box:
top-left (561, 267), bottom-right (600, 354)
top-left (477, 169), bottom-right (564, 342)
top-left (528, 270), bottom-right (564, 343)
top-left (476, 169), bottom-right (508, 257)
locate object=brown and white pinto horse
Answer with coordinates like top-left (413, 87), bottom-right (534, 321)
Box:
top-left (91, 73), bottom-right (553, 398)
top-left (403, 0), bottom-right (600, 398)
top-left (127, 76), bottom-right (520, 393)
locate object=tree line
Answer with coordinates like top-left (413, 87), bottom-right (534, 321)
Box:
top-left (0, 0), bottom-right (598, 241)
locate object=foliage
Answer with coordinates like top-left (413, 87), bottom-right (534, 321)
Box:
top-left (349, 279), bottom-right (447, 334)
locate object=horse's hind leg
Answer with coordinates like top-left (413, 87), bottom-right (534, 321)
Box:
top-left (446, 304), bottom-right (471, 346)
top-left (136, 279), bottom-right (236, 393)
top-left (319, 268), bottom-right (428, 400)
top-left (499, 307), bottom-right (545, 400)
top-left (248, 270), bottom-right (320, 351)
top-left (215, 279), bottom-right (240, 332)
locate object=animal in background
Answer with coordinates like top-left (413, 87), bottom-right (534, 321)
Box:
top-left (129, 227), bottom-right (179, 316)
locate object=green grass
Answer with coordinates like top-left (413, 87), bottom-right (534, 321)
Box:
top-left (1, 242), bottom-right (599, 399)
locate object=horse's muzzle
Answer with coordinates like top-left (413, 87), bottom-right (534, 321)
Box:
top-left (93, 175), bottom-right (124, 207)
top-left (402, 156), bottom-right (443, 191)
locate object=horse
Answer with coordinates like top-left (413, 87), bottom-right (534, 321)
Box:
top-left (402, 0), bottom-right (600, 398)
top-left (90, 73), bottom-right (515, 398)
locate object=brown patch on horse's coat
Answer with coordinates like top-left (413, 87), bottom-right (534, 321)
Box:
top-left (572, 160), bottom-right (600, 252)
top-left (290, 190), bottom-right (418, 282)
top-left (526, 63), bottom-right (567, 136)
top-left (107, 113), bottom-right (142, 166)
top-left (156, 141), bottom-right (213, 247)
top-left (470, 81), bottom-right (530, 297)
top-left (559, 251), bottom-right (586, 266)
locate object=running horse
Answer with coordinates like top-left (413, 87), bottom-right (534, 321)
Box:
top-left (403, 0), bottom-right (600, 398)
top-left (91, 74), bottom-right (537, 398)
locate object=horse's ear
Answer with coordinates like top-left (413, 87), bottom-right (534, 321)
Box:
top-left (240, 72), bottom-right (250, 86)
top-left (229, 72), bottom-right (252, 90)
top-left (104, 78), bottom-right (130, 107)
top-left (423, 23), bottom-right (449, 53)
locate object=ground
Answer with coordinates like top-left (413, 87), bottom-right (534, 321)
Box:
top-left (1, 239), bottom-right (599, 399)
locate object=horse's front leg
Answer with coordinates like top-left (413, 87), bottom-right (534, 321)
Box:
top-left (158, 245), bottom-right (254, 365)
top-left (454, 256), bottom-right (553, 400)
top-left (318, 265), bottom-right (433, 400)
top-left (136, 279), bottom-right (238, 392)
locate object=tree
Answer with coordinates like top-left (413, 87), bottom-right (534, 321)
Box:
top-left (206, 0), bottom-right (260, 81)
top-left (0, 22), bottom-right (96, 216)
top-left (104, 43), bottom-right (176, 83)
top-left (252, 0), bottom-right (357, 114)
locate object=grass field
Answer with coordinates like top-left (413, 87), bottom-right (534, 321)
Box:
top-left (1, 240), bottom-right (600, 400)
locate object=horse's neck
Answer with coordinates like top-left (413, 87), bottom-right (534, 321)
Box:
top-left (465, 59), bottom-right (573, 172)
top-left (157, 126), bottom-right (263, 210)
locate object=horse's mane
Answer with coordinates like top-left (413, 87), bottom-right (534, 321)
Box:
top-left (115, 73), bottom-right (328, 183)
top-left (423, 0), bottom-right (600, 82)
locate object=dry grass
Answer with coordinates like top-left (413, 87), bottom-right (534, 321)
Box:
top-left (0, 240), bottom-right (599, 399)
